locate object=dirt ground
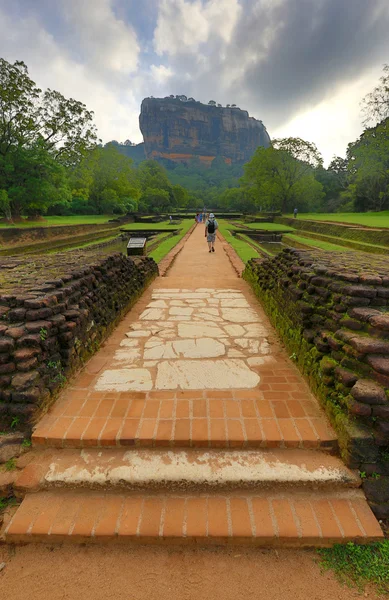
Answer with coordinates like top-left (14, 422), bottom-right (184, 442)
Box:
top-left (0, 544), bottom-right (377, 600)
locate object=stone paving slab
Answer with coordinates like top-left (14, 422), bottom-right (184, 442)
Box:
top-left (5, 489), bottom-right (383, 546)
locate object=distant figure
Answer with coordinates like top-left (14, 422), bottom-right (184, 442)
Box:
top-left (199, 213), bottom-right (203, 223)
top-left (195, 213), bottom-right (199, 224)
top-left (294, 208), bottom-right (298, 219)
top-left (205, 213), bottom-right (218, 253)
top-left (169, 215), bottom-right (173, 224)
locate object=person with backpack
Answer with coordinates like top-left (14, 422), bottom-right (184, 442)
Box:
top-left (205, 213), bottom-right (218, 253)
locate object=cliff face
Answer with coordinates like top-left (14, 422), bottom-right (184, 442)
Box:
top-left (139, 97), bottom-right (271, 165)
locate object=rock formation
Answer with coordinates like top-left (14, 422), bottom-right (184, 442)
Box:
top-left (138, 97), bottom-right (271, 165)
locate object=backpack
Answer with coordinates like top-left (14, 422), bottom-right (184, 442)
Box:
top-left (207, 220), bottom-right (215, 234)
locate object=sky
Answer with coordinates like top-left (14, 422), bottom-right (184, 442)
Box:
top-left (0, 0), bottom-right (389, 165)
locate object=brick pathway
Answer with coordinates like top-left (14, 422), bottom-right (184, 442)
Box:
top-left (5, 224), bottom-right (383, 545)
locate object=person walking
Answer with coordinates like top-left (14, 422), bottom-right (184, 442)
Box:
top-left (205, 213), bottom-right (218, 253)
top-left (293, 207), bottom-right (298, 219)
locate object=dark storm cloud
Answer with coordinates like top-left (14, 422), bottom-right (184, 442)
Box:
top-left (163, 0), bottom-right (389, 129)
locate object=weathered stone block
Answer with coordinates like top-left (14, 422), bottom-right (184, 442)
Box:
top-left (351, 379), bottom-right (387, 405)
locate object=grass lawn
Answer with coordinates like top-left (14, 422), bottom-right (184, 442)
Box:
top-left (318, 542), bottom-right (389, 595)
top-left (218, 220), bottom-right (260, 263)
top-left (284, 234), bottom-right (353, 252)
top-left (231, 220), bottom-right (295, 232)
top-left (149, 220), bottom-right (193, 263)
top-left (286, 211), bottom-right (389, 228)
top-left (0, 215), bottom-right (115, 228)
top-left (121, 220), bottom-right (193, 231)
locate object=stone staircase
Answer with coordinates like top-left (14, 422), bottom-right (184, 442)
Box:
top-left (3, 227), bottom-right (384, 547)
top-left (5, 441), bottom-right (383, 546)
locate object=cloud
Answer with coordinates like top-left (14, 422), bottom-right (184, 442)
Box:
top-left (0, 1), bottom-right (143, 144)
top-left (59, 0), bottom-right (140, 75)
top-left (1, 0), bottom-right (389, 162)
top-left (154, 0), bottom-right (241, 56)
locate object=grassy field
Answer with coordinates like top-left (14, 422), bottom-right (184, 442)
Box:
top-left (0, 215), bottom-right (115, 228)
top-left (218, 220), bottom-right (260, 263)
top-left (284, 234), bottom-right (353, 252)
top-left (121, 221), bottom-right (191, 231)
top-left (286, 211), bottom-right (389, 228)
top-left (149, 220), bottom-right (193, 263)
top-left (231, 221), bottom-right (295, 232)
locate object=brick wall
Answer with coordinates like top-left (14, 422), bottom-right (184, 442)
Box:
top-left (0, 250), bottom-right (158, 429)
top-left (244, 248), bottom-right (389, 517)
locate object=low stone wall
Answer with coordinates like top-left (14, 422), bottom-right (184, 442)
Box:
top-left (0, 222), bottom-right (117, 249)
top-left (275, 216), bottom-right (389, 249)
top-left (244, 249), bottom-right (389, 517)
top-left (0, 249), bottom-right (158, 430)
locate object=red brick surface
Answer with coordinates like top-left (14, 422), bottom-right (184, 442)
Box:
top-left (6, 491), bottom-right (384, 545)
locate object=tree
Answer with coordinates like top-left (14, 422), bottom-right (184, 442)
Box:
top-left (242, 139), bottom-right (324, 213)
top-left (272, 137), bottom-right (323, 169)
top-left (4, 141), bottom-right (72, 217)
top-left (217, 104), bottom-right (222, 107)
top-left (361, 64), bottom-right (389, 126)
top-left (0, 59), bottom-right (98, 167)
top-left (345, 118), bottom-right (389, 212)
top-left (69, 144), bottom-right (140, 214)
top-left (0, 189), bottom-right (11, 220)
top-left (138, 159), bottom-right (171, 193)
top-left (208, 100), bottom-right (216, 106)
top-left (0, 58), bottom-right (99, 217)
top-left (172, 184), bottom-right (189, 207)
top-left (138, 188), bottom-right (170, 214)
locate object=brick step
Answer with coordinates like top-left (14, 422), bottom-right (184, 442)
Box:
top-left (4, 489), bottom-right (383, 546)
top-left (32, 413), bottom-right (337, 451)
top-left (15, 448), bottom-right (360, 495)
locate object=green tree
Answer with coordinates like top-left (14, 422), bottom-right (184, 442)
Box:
top-left (346, 118), bottom-right (389, 212)
top-left (138, 188), bottom-right (170, 213)
top-left (361, 64), bottom-right (389, 126)
top-left (0, 58), bottom-right (98, 217)
top-left (0, 189), bottom-right (11, 220)
top-left (243, 138), bottom-right (324, 212)
top-left (87, 144), bottom-right (140, 213)
top-left (5, 142), bottom-right (71, 217)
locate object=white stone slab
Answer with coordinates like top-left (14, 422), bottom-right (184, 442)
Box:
top-left (244, 323), bottom-right (269, 337)
top-left (144, 342), bottom-right (177, 360)
top-left (173, 338), bottom-right (226, 358)
top-left (156, 329), bottom-right (177, 339)
top-left (234, 338), bottom-right (261, 354)
top-left (146, 300), bottom-right (168, 308)
top-left (228, 349), bottom-right (245, 358)
top-left (95, 369), bottom-right (153, 392)
top-left (155, 359), bottom-right (260, 389)
top-left (169, 300), bottom-right (186, 306)
top-left (119, 339), bottom-right (139, 348)
top-left (178, 322), bottom-right (226, 338)
top-left (167, 315), bottom-right (191, 321)
top-left (169, 307), bottom-right (194, 316)
top-left (221, 308), bottom-right (260, 323)
top-left (126, 330), bottom-right (151, 338)
top-left (213, 293), bottom-right (245, 299)
top-left (197, 308), bottom-right (219, 316)
top-left (139, 308), bottom-right (166, 321)
top-left (113, 349), bottom-right (141, 364)
top-left (224, 324), bottom-right (246, 337)
top-left (220, 299), bottom-right (251, 308)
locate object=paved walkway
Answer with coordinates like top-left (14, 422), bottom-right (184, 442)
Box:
top-left (32, 224), bottom-right (336, 450)
top-left (5, 224), bottom-right (383, 545)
